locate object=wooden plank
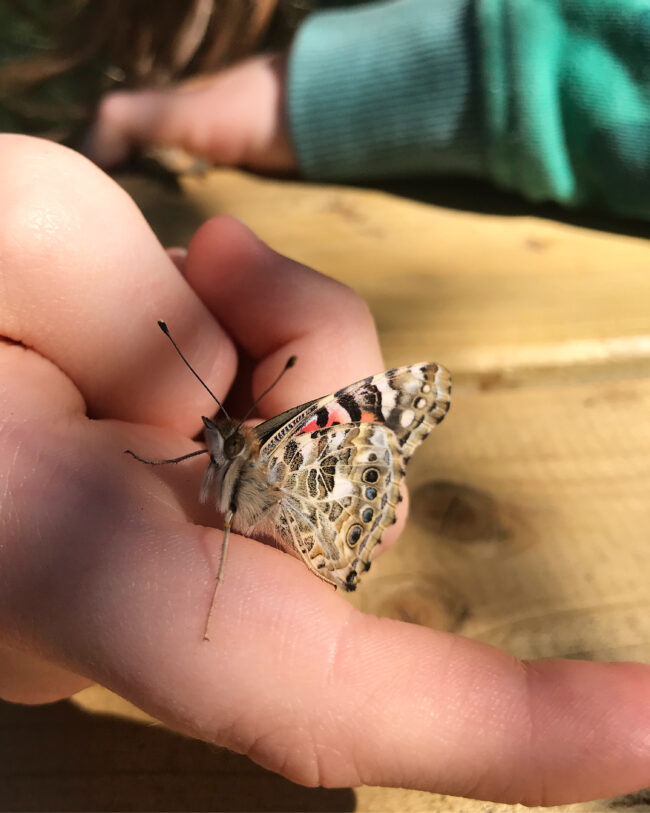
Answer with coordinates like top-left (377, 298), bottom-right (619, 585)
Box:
top-left (179, 171), bottom-right (650, 385)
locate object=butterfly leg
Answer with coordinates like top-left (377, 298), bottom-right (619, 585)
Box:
top-left (203, 509), bottom-right (233, 641)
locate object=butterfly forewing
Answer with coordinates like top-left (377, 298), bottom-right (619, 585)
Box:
top-left (257, 362), bottom-right (450, 454)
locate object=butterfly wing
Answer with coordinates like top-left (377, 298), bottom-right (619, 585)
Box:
top-left (257, 362), bottom-right (451, 590)
top-left (271, 421), bottom-right (402, 589)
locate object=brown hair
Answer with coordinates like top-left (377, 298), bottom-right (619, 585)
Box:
top-left (0, 0), bottom-right (308, 138)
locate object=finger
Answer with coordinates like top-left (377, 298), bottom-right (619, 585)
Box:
top-left (86, 56), bottom-right (294, 171)
top-left (88, 85), bottom-right (248, 167)
top-left (184, 216), bottom-right (385, 417)
top-left (0, 134), bottom-right (235, 435)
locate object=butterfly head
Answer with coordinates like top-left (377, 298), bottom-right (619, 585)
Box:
top-left (202, 416), bottom-right (247, 464)
top-left (200, 416), bottom-right (252, 511)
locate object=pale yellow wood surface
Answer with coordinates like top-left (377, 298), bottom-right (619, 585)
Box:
top-left (2, 169), bottom-right (649, 812)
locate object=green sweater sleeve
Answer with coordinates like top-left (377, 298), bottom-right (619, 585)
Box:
top-left (287, 0), bottom-right (650, 220)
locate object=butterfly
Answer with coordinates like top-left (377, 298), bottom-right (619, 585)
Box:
top-left (127, 322), bottom-right (451, 639)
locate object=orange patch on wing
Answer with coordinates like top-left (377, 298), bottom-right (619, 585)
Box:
top-left (297, 408), bottom-right (350, 435)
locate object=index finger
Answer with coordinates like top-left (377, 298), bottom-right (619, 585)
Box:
top-left (184, 216), bottom-right (385, 416)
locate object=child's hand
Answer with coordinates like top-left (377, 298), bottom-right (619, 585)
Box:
top-left (2, 135), bottom-right (650, 806)
top-left (85, 54), bottom-right (296, 172)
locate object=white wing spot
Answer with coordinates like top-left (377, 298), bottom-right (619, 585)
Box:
top-left (414, 397), bottom-right (426, 409)
top-left (331, 477), bottom-right (355, 500)
top-left (400, 409), bottom-right (415, 428)
top-left (421, 384), bottom-right (431, 393)
top-left (376, 382), bottom-right (397, 411)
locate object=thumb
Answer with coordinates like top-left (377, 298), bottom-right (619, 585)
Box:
top-left (85, 54), bottom-right (295, 171)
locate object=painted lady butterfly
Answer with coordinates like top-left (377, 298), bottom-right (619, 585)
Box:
top-left (127, 322), bottom-right (451, 638)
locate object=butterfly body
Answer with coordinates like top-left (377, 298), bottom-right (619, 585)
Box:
top-left (199, 362), bottom-right (451, 592)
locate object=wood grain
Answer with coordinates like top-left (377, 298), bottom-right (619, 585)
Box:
top-left (2, 168), bottom-right (649, 812)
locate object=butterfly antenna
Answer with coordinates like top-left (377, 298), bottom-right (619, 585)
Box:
top-left (235, 355), bottom-right (297, 432)
top-left (158, 320), bottom-right (231, 421)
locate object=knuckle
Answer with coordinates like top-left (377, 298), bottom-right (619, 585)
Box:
top-left (329, 278), bottom-right (375, 326)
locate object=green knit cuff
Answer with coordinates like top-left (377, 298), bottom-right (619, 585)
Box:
top-left (287, 0), bottom-right (484, 181)
top-left (477, 0), bottom-right (650, 217)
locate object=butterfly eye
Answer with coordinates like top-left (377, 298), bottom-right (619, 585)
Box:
top-left (224, 433), bottom-right (245, 459)
top-left (347, 525), bottom-right (362, 547)
top-left (363, 468), bottom-right (379, 483)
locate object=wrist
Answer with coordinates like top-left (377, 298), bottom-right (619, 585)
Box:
top-left (245, 52), bottom-right (296, 173)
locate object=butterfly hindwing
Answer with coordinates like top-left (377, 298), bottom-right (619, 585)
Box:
top-left (258, 362), bottom-right (451, 590)
top-left (271, 422), bottom-right (401, 589)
